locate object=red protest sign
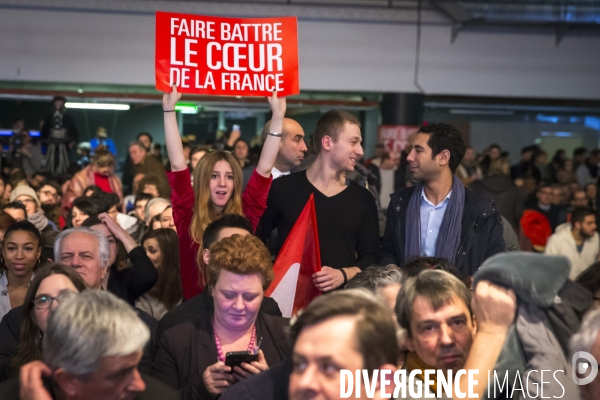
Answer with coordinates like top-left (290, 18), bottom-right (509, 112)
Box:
top-left (155, 11), bottom-right (299, 97)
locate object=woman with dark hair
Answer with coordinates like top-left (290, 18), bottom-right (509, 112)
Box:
top-left (149, 214), bottom-right (162, 231)
top-left (83, 184), bottom-right (102, 197)
top-left (0, 221), bottom-right (41, 321)
top-left (233, 138), bottom-right (252, 169)
top-left (0, 211), bottom-right (16, 246)
top-left (1, 263), bottom-right (86, 379)
top-left (136, 228), bottom-right (182, 319)
top-left (89, 191), bottom-right (121, 220)
top-left (66, 197), bottom-right (99, 228)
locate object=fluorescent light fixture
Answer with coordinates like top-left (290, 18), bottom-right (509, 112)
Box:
top-left (0, 130), bottom-right (40, 137)
top-left (175, 103), bottom-right (198, 114)
top-left (65, 102), bottom-right (130, 111)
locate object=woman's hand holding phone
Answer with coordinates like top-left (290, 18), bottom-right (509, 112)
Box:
top-left (231, 350), bottom-right (269, 381)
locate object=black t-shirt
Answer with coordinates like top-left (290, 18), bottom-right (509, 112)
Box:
top-left (257, 171), bottom-right (380, 270)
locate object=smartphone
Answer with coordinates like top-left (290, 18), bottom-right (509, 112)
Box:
top-left (225, 351), bottom-right (258, 368)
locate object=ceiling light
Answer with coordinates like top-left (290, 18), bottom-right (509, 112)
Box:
top-left (65, 102), bottom-right (130, 111)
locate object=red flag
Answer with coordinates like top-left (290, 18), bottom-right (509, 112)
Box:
top-left (265, 194), bottom-right (321, 317)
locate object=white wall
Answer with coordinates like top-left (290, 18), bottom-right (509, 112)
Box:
top-left (1, 1), bottom-right (600, 99)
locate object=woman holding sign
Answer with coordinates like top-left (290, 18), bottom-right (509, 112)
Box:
top-left (163, 85), bottom-right (285, 299)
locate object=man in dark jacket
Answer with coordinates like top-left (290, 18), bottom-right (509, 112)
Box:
top-left (381, 123), bottom-right (505, 277)
top-left (526, 183), bottom-right (562, 232)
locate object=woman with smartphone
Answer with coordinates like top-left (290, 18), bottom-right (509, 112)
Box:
top-left (152, 234), bottom-right (289, 398)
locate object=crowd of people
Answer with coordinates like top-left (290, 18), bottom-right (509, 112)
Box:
top-left (0, 88), bottom-right (598, 400)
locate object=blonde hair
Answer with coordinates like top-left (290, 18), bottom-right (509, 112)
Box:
top-left (92, 147), bottom-right (116, 169)
top-left (190, 150), bottom-right (244, 272)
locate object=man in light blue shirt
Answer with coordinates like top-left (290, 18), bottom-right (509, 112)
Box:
top-left (381, 123), bottom-right (505, 276)
top-left (420, 189), bottom-right (451, 257)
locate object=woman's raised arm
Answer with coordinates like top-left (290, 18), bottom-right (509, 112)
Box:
top-left (162, 85), bottom-right (186, 172)
top-left (255, 92), bottom-right (286, 178)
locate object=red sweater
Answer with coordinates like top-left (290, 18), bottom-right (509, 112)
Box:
top-left (167, 168), bottom-right (272, 299)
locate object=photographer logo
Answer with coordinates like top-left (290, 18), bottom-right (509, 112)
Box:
top-left (572, 351), bottom-right (598, 385)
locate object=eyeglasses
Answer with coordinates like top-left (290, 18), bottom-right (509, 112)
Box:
top-left (32, 291), bottom-right (77, 310)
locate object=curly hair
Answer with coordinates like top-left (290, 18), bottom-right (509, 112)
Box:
top-left (137, 174), bottom-right (170, 199)
top-left (206, 234), bottom-right (273, 290)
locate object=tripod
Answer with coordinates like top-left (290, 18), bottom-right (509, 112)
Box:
top-left (44, 130), bottom-right (70, 174)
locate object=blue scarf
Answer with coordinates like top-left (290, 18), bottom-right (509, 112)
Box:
top-left (404, 177), bottom-right (465, 265)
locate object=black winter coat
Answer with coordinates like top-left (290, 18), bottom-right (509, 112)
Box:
top-left (381, 185), bottom-right (506, 277)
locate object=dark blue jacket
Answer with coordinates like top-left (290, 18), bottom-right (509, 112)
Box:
top-left (381, 185), bottom-right (506, 277)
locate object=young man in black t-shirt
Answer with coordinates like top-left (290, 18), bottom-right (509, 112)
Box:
top-left (257, 110), bottom-right (380, 292)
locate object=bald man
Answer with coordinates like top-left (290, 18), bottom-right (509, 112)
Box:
top-left (261, 118), bottom-right (307, 179)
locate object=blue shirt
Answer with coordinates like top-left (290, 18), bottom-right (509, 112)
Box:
top-left (90, 138), bottom-right (117, 156)
top-left (420, 188), bottom-right (452, 257)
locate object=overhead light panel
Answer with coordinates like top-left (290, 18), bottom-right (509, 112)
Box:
top-left (175, 103), bottom-right (198, 114)
top-left (65, 102), bottom-right (130, 111)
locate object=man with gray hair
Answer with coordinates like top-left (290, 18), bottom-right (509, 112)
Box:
top-left (570, 308), bottom-right (600, 400)
top-left (129, 141), bottom-right (166, 184)
top-left (345, 265), bottom-right (403, 310)
top-left (0, 291), bottom-right (177, 399)
top-left (54, 227), bottom-right (111, 290)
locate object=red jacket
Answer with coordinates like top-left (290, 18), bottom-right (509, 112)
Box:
top-left (168, 168), bottom-right (271, 299)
